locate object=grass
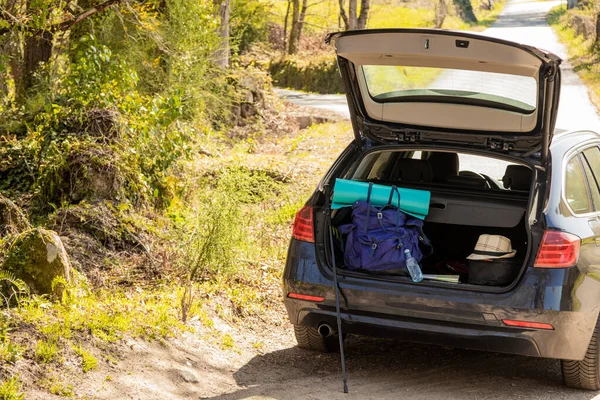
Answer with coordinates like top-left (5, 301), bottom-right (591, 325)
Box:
top-left (0, 376), bottom-right (24, 400)
top-left (73, 344), bottom-right (99, 372)
top-left (547, 6), bottom-right (600, 110)
top-left (39, 376), bottom-right (74, 398)
top-left (34, 339), bottom-right (59, 364)
top-left (221, 334), bottom-right (235, 350)
top-left (0, 340), bottom-right (22, 364)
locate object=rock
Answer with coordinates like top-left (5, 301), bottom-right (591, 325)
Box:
top-left (569, 13), bottom-right (596, 40)
top-left (177, 369), bottom-right (199, 383)
top-left (67, 146), bottom-right (124, 203)
top-left (294, 114), bottom-right (337, 129)
top-left (81, 108), bottom-right (122, 142)
top-left (2, 228), bottom-right (71, 294)
top-left (0, 194), bottom-right (31, 236)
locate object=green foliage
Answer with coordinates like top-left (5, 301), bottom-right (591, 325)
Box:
top-left (0, 340), bottom-right (23, 365)
top-left (181, 166), bottom-right (284, 282)
top-left (0, 375), bottom-right (24, 400)
top-left (0, 271), bottom-right (30, 302)
top-left (39, 376), bottom-right (74, 397)
top-left (221, 333), bottom-right (234, 350)
top-left (73, 345), bottom-right (99, 372)
top-left (0, 136), bottom-right (37, 195)
top-left (269, 55), bottom-right (344, 94)
top-left (230, 0), bottom-right (272, 54)
top-left (34, 339), bottom-right (58, 364)
top-left (65, 36), bottom-right (139, 109)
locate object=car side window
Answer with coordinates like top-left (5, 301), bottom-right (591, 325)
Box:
top-left (565, 155), bottom-right (593, 214)
top-left (581, 146), bottom-right (600, 212)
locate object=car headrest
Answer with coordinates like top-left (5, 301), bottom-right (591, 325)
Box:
top-left (503, 165), bottom-right (532, 191)
top-left (428, 152), bottom-right (459, 182)
top-left (391, 159), bottom-right (433, 182)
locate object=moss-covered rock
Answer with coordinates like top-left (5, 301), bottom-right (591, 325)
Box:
top-left (3, 228), bottom-right (72, 294)
top-left (35, 141), bottom-right (141, 209)
top-left (0, 194), bottom-right (31, 236)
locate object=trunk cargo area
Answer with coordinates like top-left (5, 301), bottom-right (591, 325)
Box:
top-left (326, 150), bottom-right (533, 288)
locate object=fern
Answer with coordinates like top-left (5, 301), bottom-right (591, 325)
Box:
top-left (0, 272), bottom-right (28, 295)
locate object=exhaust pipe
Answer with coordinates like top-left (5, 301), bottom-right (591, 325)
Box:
top-left (318, 323), bottom-right (335, 338)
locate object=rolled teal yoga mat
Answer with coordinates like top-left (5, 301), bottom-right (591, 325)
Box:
top-left (331, 179), bottom-right (431, 220)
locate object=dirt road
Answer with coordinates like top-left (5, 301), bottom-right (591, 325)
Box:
top-left (254, 2), bottom-right (600, 399)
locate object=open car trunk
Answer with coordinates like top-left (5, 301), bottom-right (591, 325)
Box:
top-left (324, 149), bottom-right (533, 289)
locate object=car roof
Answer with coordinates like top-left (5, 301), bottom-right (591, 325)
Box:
top-left (551, 130), bottom-right (600, 147)
top-left (549, 130), bottom-right (600, 159)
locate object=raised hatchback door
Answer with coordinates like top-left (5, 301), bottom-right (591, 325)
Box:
top-left (327, 29), bottom-right (562, 161)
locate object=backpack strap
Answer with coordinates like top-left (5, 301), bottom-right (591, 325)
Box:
top-left (389, 185), bottom-right (402, 233)
top-left (406, 219), bottom-right (434, 257)
top-left (364, 183), bottom-right (374, 234)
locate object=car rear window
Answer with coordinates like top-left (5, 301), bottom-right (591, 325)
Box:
top-left (565, 156), bottom-right (592, 214)
top-left (362, 65), bottom-right (537, 113)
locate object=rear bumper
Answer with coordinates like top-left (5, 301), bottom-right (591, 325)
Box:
top-left (285, 299), bottom-right (596, 359)
top-left (283, 240), bottom-right (600, 360)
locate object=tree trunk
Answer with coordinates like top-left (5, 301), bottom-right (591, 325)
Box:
top-left (288, 0), bottom-right (300, 54)
top-left (567, 0), bottom-right (578, 9)
top-left (296, 0), bottom-right (309, 44)
top-left (348, 0), bottom-right (357, 29)
top-left (339, 0), bottom-right (359, 30)
top-left (596, 13), bottom-right (600, 47)
top-left (214, 0), bottom-right (230, 68)
top-left (1, 0), bottom-right (22, 102)
top-left (452, 0), bottom-right (477, 24)
top-left (357, 0), bottom-right (370, 29)
top-left (283, 0), bottom-right (292, 49)
top-left (435, 0), bottom-right (447, 28)
top-left (22, 30), bottom-right (53, 94)
top-left (339, 0), bottom-right (350, 29)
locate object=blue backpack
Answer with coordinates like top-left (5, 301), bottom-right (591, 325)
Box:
top-left (338, 184), bottom-right (432, 272)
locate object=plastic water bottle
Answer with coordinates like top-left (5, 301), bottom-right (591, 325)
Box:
top-left (404, 249), bottom-right (423, 283)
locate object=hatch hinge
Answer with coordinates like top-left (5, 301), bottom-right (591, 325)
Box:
top-left (486, 138), bottom-right (512, 152)
top-left (398, 131), bottom-right (421, 143)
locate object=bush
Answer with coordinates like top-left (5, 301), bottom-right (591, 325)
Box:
top-left (231, 0), bottom-right (272, 55)
top-left (269, 55), bottom-right (344, 94)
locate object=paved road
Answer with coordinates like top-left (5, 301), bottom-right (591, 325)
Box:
top-left (277, 0), bottom-right (600, 133)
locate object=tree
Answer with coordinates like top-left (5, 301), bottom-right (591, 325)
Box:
top-left (339, 0), bottom-right (370, 30)
top-left (567, 0), bottom-right (578, 9)
top-left (434, 0), bottom-right (447, 28)
top-left (214, 0), bottom-right (230, 68)
top-left (452, 0), bottom-right (477, 24)
top-left (287, 0), bottom-right (308, 55)
top-left (596, 14), bottom-right (600, 46)
top-left (0, 0), bottom-right (124, 103)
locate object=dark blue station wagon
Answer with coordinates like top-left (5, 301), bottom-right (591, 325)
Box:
top-left (283, 29), bottom-right (600, 389)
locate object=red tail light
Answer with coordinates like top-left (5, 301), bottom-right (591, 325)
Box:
top-left (292, 205), bottom-right (314, 243)
top-left (288, 293), bottom-right (325, 302)
top-left (502, 319), bottom-right (554, 330)
top-left (534, 231), bottom-right (580, 268)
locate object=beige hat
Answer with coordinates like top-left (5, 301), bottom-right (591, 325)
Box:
top-left (467, 234), bottom-right (517, 261)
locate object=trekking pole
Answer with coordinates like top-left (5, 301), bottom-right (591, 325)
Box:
top-left (325, 183), bottom-right (348, 393)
